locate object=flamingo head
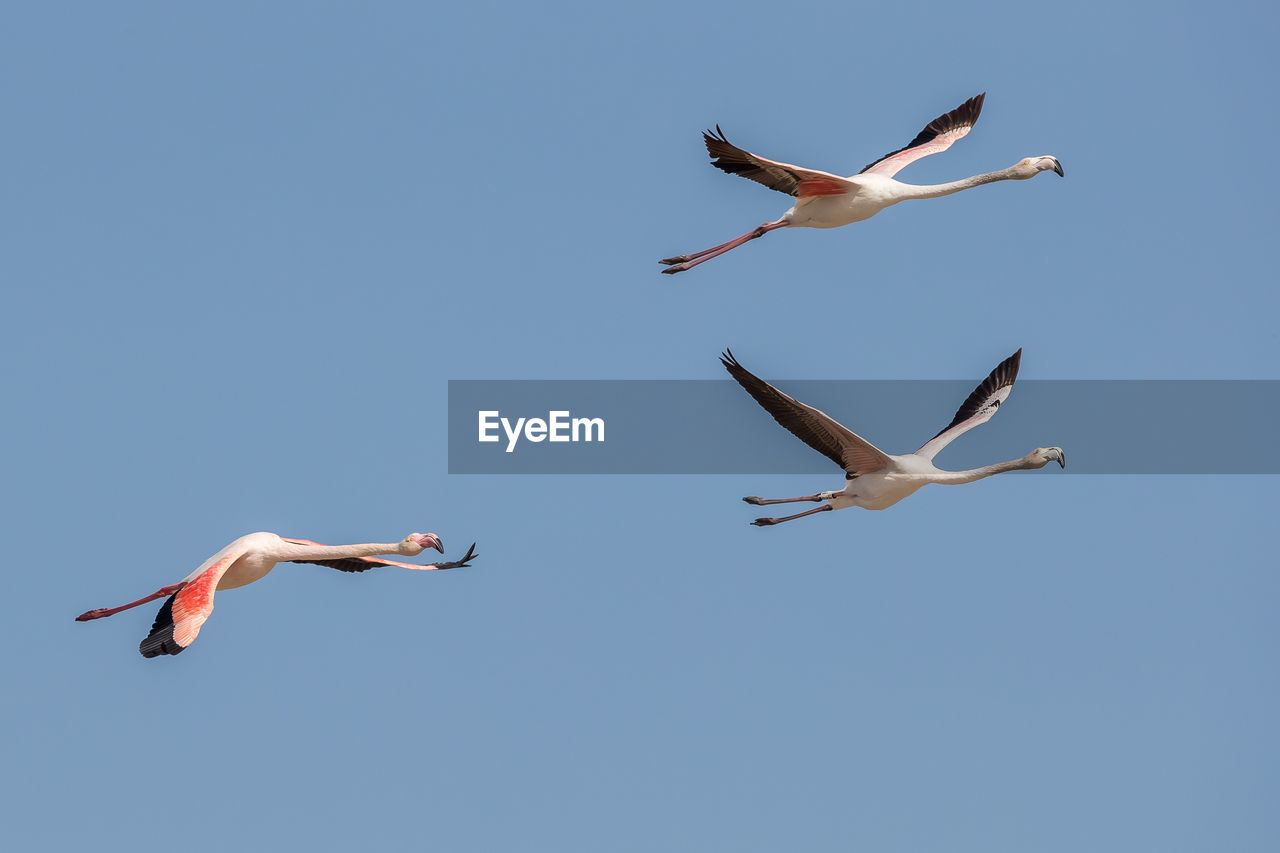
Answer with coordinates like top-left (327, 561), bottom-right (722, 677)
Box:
top-left (1029, 447), bottom-right (1066, 469)
top-left (402, 532), bottom-right (445, 555)
top-left (1014, 155), bottom-right (1064, 178)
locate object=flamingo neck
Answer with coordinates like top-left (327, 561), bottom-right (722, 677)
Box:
top-left (931, 456), bottom-right (1036, 485)
top-left (275, 540), bottom-right (407, 561)
top-left (895, 167), bottom-right (1019, 201)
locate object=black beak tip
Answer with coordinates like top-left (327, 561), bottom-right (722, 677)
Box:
top-left (1053, 161), bottom-right (1065, 177)
top-left (1058, 456), bottom-right (1066, 469)
top-left (435, 539), bottom-right (446, 553)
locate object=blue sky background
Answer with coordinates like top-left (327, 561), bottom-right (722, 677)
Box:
top-left (3, 2), bottom-right (1276, 851)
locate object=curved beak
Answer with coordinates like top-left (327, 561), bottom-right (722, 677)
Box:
top-left (414, 533), bottom-right (445, 553)
top-left (1055, 450), bottom-right (1066, 469)
top-left (1051, 158), bottom-right (1064, 177)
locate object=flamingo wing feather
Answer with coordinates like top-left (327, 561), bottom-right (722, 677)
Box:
top-left (860, 94), bottom-right (986, 177)
top-left (915, 348), bottom-right (1021, 460)
top-left (703, 127), bottom-right (856, 198)
top-left (721, 350), bottom-right (890, 476)
top-left (139, 554), bottom-right (238, 657)
top-left (289, 555), bottom-right (420, 572)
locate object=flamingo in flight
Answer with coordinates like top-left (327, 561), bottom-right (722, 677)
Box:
top-left (75, 531), bottom-right (478, 657)
top-left (722, 349), bottom-right (1065, 526)
top-left (661, 93), bottom-right (1063, 274)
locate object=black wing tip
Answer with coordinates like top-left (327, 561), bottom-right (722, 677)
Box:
top-left (138, 594), bottom-right (185, 658)
top-left (720, 349), bottom-right (754, 382)
top-left (948, 93), bottom-right (986, 125)
top-left (701, 128), bottom-right (759, 177)
top-left (719, 349), bottom-right (775, 404)
top-left (981, 347), bottom-right (1022, 393)
top-left (1002, 347), bottom-right (1023, 382)
top-left (930, 91), bottom-right (987, 135)
top-left (703, 126), bottom-right (732, 156)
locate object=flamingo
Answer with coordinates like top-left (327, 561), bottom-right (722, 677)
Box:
top-left (661, 93), bottom-right (1063, 274)
top-left (75, 531), bottom-right (478, 657)
top-left (722, 349), bottom-right (1064, 526)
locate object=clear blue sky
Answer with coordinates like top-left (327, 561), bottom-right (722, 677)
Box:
top-left (3, 2), bottom-right (1276, 851)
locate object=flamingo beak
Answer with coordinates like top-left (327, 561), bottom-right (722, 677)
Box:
top-left (1055, 450), bottom-right (1066, 468)
top-left (413, 533), bottom-right (445, 553)
top-left (1051, 158), bottom-right (1064, 177)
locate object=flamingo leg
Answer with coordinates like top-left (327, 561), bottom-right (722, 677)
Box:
top-left (660, 233), bottom-right (755, 264)
top-left (743, 494), bottom-right (825, 505)
top-left (660, 220), bottom-right (788, 274)
top-left (75, 582), bottom-right (186, 622)
top-left (751, 505), bottom-right (833, 527)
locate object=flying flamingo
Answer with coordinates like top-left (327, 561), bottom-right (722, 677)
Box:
top-left (722, 349), bottom-right (1064, 526)
top-left (76, 531), bottom-right (478, 657)
top-left (661, 93), bottom-right (1063, 274)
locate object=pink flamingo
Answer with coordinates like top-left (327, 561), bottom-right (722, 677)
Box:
top-left (722, 349), bottom-right (1065, 526)
top-left (76, 532), bottom-right (478, 657)
top-left (661, 94), bottom-right (1063, 274)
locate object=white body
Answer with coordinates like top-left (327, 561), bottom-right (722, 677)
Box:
top-left (785, 173), bottom-right (906, 228)
top-left (825, 454), bottom-right (940, 510)
top-left (185, 532), bottom-right (285, 590)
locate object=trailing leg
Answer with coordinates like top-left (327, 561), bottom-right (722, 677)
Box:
top-left (75, 582), bottom-right (186, 622)
top-left (660, 220), bottom-right (787, 274)
top-left (743, 494), bottom-right (824, 505)
top-left (751, 505), bottom-right (833, 527)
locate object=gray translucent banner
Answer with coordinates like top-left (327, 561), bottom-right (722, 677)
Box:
top-left (448, 380), bottom-right (1278, 474)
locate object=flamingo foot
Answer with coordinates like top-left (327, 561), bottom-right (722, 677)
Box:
top-left (743, 496), bottom-right (766, 505)
top-left (75, 608), bottom-right (111, 621)
top-left (751, 517), bottom-right (779, 527)
top-left (431, 542), bottom-right (479, 571)
top-left (659, 255), bottom-right (691, 265)
top-left (661, 264), bottom-right (691, 275)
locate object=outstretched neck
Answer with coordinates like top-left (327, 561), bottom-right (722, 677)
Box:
top-left (273, 540), bottom-right (407, 561)
top-left (895, 167), bottom-right (1019, 201)
top-left (932, 456), bottom-right (1036, 485)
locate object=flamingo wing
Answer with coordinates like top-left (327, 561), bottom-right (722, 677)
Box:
top-left (721, 350), bottom-right (891, 476)
top-left (281, 538), bottom-right (479, 572)
top-left (703, 127), bottom-right (856, 198)
top-left (915, 348), bottom-right (1021, 461)
top-left (859, 94), bottom-right (986, 178)
top-left (139, 552), bottom-right (241, 658)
